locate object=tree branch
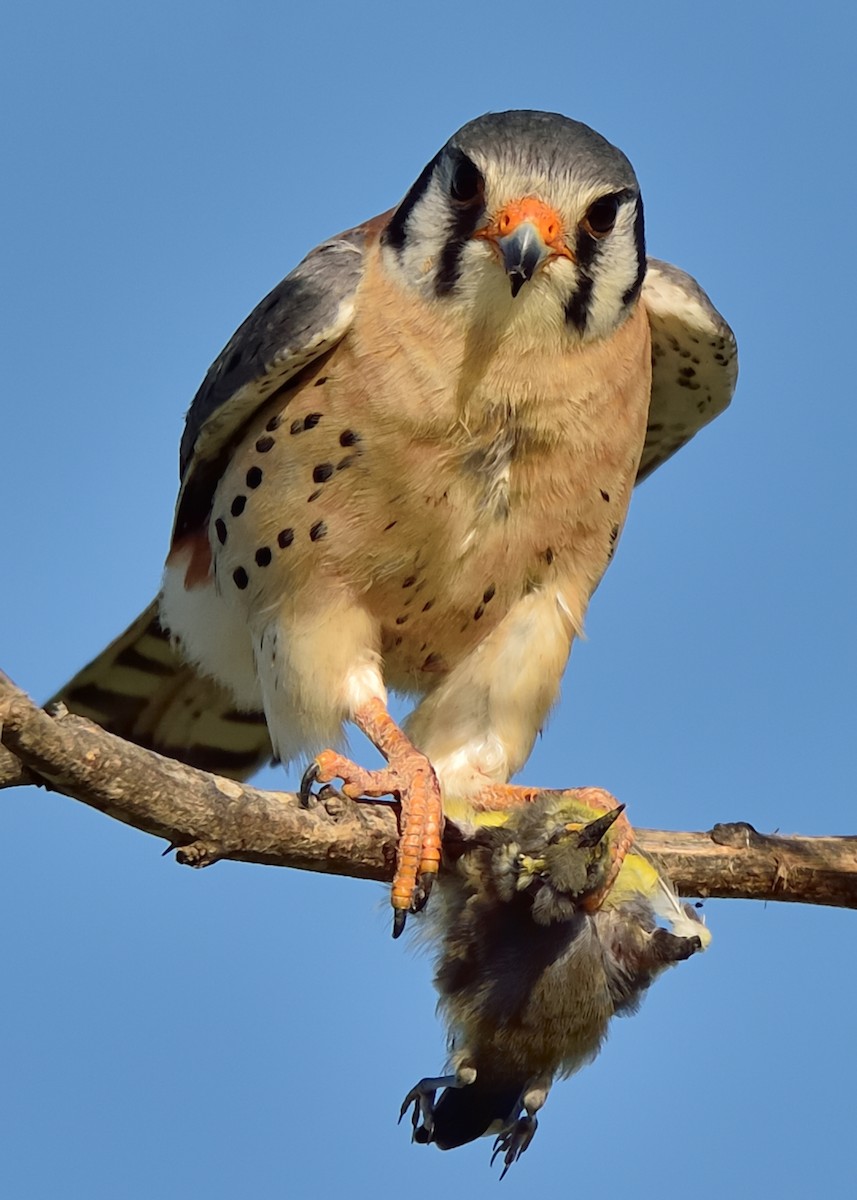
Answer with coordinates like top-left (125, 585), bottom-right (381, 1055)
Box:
top-left (2, 669), bottom-right (855, 909)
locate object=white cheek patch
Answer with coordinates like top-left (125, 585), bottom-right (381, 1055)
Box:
top-left (584, 203), bottom-right (642, 339)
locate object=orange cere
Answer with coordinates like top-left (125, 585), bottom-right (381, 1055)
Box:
top-left (477, 196), bottom-right (574, 260)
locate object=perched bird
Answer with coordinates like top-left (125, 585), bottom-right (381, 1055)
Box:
top-left (400, 789), bottom-right (710, 1175)
top-left (52, 111), bottom-right (737, 931)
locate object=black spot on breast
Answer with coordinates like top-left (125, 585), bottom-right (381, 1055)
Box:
top-left (256, 436), bottom-right (275, 453)
top-left (402, 576), bottom-right (416, 588)
top-left (246, 467), bottom-right (263, 488)
top-left (265, 414), bottom-right (282, 432)
top-left (422, 600), bottom-right (434, 612)
top-left (314, 376), bottom-right (328, 387)
top-left (395, 614), bottom-right (408, 625)
top-left (214, 518), bottom-right (227, 544)
top-left (679, 367), bottom-right (696, 378)
top-left (483, 584), bottom-right (495, 603)
top-left (255, 547), bottom-right (272, 567)
top-left (277, 528), bottom-right (294, 548)
top-left (309, 521), bottom-right (327, 541)
top-left (421, 652), bottom-right (445, 672)
top-left (307, 489), bottom-right (322, 502)
top-left (304, 413), bottom-right (322, 429)
top-left (600, 489), bottom-right (610, 502)
top-left (337, 455), bottom-right (355, 471)
top-left (545, 547), bottom-right (554, 565)
top-left (233, 567), bottom-right (249, 589)
top-left (473, 605), bottom-right (484, 621)
top-left (231, 495), bottom-right (246, 517)
top-left (290, 419), bottom-right (303, 435)
top-left (384, 520), bottom-right (397, 531)
top-left (313, 463), bottom-right (334, 483)
top-left (339, 430), bottom-right (360, 447)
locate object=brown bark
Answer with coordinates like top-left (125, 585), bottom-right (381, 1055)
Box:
top-left (2, 669), bottom-right (855, 909)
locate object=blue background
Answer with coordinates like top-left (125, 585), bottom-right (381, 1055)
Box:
top-left (2, 3), bottom-right (855, 1197)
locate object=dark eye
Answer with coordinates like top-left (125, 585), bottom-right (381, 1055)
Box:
top-left (581, 194), bottom-right (620, 238)
top-left (450, 154), bottom-right (484, 205)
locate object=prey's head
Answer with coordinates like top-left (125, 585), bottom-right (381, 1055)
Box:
top-left (381, 110), bottom-right (645, 341)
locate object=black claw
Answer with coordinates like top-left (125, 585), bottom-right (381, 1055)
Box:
top-left (392, 908), bottom-right (407, 939)
top-left (299, 761), bottom-right (320, 808)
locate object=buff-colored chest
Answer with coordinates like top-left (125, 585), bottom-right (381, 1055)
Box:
top-left (209, 247), bottom-right (652, 690)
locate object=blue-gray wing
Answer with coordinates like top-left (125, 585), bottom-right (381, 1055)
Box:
top-left (637, 258), bottom-right (738, 482)
top-left (174, 218), bottom-right (381, 538)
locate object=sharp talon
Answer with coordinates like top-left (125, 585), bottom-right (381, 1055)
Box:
top-left (392, 908), bottom-right (407, 939)
top-left (299, 761), bottom-right (320, 807)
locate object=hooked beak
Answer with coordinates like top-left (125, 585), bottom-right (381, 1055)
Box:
top-left (499, 223), bottom-right (549, 298)
top-left (477, 197), bottom-right (573, 297)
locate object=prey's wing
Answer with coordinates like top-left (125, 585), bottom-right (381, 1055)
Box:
top-left (637, 258), bottom-right (738, 482)
top-left (173, 215), bottom-right (389, 541)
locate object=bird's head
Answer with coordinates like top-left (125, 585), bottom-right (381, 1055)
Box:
top-left (381, 110), bottom-right (646, 342)
top-left (515, 802), bottom-right (627, 924)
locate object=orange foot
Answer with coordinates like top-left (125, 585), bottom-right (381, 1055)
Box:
top-left (467, 784), bottom-right (634, 909)
top-left (299, 697), bottom-right (442, 938)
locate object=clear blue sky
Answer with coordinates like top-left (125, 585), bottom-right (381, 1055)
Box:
top-left (2, 3), bottom-right (855, 1197)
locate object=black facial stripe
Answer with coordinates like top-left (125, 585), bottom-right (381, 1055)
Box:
top-left (565, 272), bottom-right (595, 332)
top-left (567, 192), bottom-right (644, 331)
top-left (434, 215), bottom-right (481, 294)
top-left (565, 218), bottom-right (603, 331)
top-left (622, 196), bottom-right (646, 307)
top-left (575, 225), bottom-right (602, 274)
top-left (383, 150), bottom-right (443, 253)
top-left (434, 151), bottom-right (486, 296)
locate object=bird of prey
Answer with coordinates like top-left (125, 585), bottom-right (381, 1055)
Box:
top-left (52, 110), bottom-right (737, 932)
top-left (400, 789), bottom-right (710, 1175)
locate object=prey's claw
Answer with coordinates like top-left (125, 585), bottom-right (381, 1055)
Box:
top-left (492, 1116), bottom-right (538, 1178)
top-left (413, 871), bottom-right (435, 912)
top-left (399, 1077), bottom-right (447, 1143)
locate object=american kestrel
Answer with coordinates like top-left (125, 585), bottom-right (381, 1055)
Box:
top-left (53, 111), bottom-right (737, 933)
top-left (400, 789), bottom-right (710, 1174)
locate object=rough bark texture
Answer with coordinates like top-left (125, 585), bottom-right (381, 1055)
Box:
top-left (2, 669), bottom-right (855, 908)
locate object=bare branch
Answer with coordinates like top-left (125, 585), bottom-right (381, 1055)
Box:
top-left (3, 668), bottom-right (856, 909)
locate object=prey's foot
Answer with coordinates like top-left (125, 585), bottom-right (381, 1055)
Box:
top-left (399, 1074), bottom-right (456, 1143)
top-left (491, 1115), bottom-right (538, 1179)
top-left (302, 699), bottom-right (443, 936)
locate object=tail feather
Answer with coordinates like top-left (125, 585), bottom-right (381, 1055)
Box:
top-left (429, 1078), bottom-right (523, 1151)
top-left (50, 601), bottom-right (272, 780)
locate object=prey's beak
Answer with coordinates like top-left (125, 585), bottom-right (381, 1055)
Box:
top-left (477, 196), bottom-right (573, 298)
top-left (575, 804), bottom-right (626, 849)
